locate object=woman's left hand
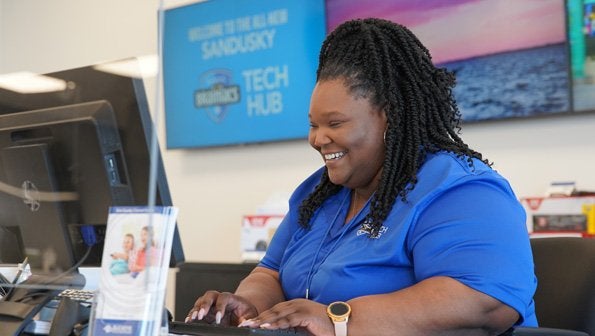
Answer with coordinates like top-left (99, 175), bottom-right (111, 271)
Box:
top-left (238, 299), bottom-right (335, 336)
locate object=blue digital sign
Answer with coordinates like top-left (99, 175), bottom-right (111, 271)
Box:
top-left (163, 0), bottom-right (326, 148)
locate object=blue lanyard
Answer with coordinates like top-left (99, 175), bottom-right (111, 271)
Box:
top-left (304, 190), bottom-right (369, 299)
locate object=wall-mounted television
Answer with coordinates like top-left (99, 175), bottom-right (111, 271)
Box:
top-left (567, 0), bottom-right (595, 112)
top-left (163, 0), bottom-right (326, 149)
top-left (326, 0), bottom-right (594, 122)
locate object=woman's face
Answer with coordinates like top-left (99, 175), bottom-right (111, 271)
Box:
top-left (123, 236), bottom-right (134, 251)
top-left (308, 78), bottom-right (387, 191)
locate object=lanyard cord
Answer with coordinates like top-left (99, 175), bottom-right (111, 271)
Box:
top-left (304, 190), bottom-right (369, 299)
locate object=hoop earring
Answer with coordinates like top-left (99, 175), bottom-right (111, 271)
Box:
top-left (383, 130), bottom-right (387, 145)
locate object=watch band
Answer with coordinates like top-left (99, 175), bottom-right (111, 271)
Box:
top-left (327, 301), bottom-right (351, 336)
top-left (333, 318), bottom-right (348, 336)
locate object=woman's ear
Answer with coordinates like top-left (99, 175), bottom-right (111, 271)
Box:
top-left (380, 103), bottom-right (388, 124)
top-left (381, 108), bottom-right (388, 141)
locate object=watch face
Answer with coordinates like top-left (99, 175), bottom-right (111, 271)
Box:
top-left (330, 302), bottom-right (349, 316)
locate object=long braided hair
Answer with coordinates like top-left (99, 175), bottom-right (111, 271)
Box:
top-left (297, 18), bottom-right (489, 237)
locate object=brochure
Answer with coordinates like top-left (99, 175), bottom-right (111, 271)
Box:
top-left (89, 206), bottom-right (178, 336)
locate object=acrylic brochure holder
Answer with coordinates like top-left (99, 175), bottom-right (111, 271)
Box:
top-left (88, 206), bottom-right (178, 336)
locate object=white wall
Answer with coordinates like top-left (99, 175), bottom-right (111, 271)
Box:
top-left (462, 114), bottom-right (595, 196)
top-left (3, 0), bottom-right (595, 313)
top-left (0, 0), bottom-right (159, 73)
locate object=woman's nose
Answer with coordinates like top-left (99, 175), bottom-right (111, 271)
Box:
top-left (310, 128), bottom-right (331, 148)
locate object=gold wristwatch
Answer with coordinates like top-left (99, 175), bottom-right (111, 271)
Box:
top-left (327, 301), bottom-right (351, 336)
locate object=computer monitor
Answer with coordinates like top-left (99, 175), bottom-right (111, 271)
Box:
top-left (0, 60), bottom-right (185, 272)
top-left (0, 100), bottom-right (129, 272)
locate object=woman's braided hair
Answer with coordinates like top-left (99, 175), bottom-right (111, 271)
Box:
top-left (297, 18), bottom-right (489, 237)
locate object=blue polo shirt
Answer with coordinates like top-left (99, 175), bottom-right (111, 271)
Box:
top-left (259, 151), bottom-right (537, 326)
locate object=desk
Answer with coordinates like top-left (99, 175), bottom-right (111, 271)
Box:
top-left (175, 263), bottom-right (256, 321)
top-left (0, 267), bottom-right (96, 336)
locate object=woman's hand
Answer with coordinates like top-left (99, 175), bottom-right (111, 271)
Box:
top-left (239, 299), bottom-right (334, 336)
top-left (186, 290), bottom-right (259, 326)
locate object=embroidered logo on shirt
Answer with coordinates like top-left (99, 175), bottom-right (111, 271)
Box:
top-left (356, 219), bottom-right (388, 238)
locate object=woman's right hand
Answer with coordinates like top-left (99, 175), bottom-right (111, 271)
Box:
top-left (186, 290), bottom-right (259, 326)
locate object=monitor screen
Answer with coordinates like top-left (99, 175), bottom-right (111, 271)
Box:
top-left (0, 60), bottom-right (185, 272)
top-left (325, 0), bottom-right (574, 122)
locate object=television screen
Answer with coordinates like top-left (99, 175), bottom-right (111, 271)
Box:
top-left (326, 0), bottom-right (574, 122)
top-left (567, 0), bottom-right (595, 112)
top-left (163, 0), bottom-right (326, 148)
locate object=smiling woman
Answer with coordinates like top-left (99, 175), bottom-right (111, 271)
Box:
top-left (308, 79), bottom-right (386, 204)
top-left (185, 18), bottom-right (537, 336)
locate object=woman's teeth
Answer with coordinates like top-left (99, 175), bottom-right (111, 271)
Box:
top-left (325, 152), bottom-right (345, 160)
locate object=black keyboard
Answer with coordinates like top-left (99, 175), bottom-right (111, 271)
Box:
top-left (58, 288), bottom-right (95, 302)
top-left (168, 321), bottom-right (308, 336)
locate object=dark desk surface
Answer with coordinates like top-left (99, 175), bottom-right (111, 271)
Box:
top-left (169, 321), bottom-right (307, 336)
top-left (175, 263), bottom-right (256, 321)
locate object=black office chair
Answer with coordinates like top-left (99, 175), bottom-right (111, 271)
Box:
top-left (506, 237), bottom-right (595, 336)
